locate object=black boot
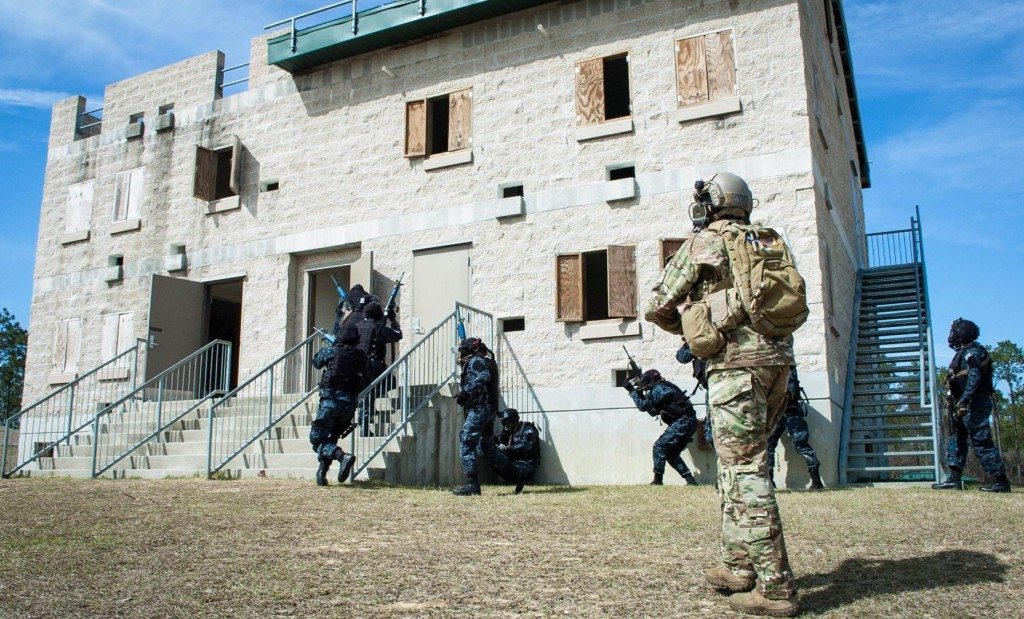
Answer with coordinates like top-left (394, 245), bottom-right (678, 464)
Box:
top-left (650, 472), bottom-right (664, 486)
top-left (809, 468), bottom-right (824, 490)
top-left (932, 469), bottom-right (962, 490)
top-left (514, 474), bottom-right (527, 495)
top-left (979, 474), bottom-right (1011, 493)
top-left (336, 451), bottom-right (356, 484)
top-left (315, 459), bottom-right (331, 487)
top-left (453, 475), bottom-right (481, 496)
top-left (683, 473), bottom-right (699, 486)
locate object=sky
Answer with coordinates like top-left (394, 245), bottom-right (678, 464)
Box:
top-left (0, 0), bottom-right (1022, 366)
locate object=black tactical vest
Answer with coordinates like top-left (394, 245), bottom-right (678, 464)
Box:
top-left (320, 344), bottom-right (367, 394)
top-left (460, 354), bottom-right (500, 410)
top-left (947, 342), bottom-right (994, 399)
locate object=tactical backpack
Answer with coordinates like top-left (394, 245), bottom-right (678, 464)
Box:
top-left (720, 222), bottom-right (808, 339)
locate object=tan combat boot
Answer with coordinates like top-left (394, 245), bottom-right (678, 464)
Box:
top-left (705, 565), bottom-right (756, 592)
top-left (728, 589), bottom-right (800, 617)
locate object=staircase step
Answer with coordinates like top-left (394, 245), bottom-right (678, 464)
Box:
top-left (846, 450), bottom-right (935, 458)
top-left (848, 422), bottom-right (933, 432)
top-left (845, 465), bottom-right (935, 473)
top-left (857, 337), bottom-right (924, 347)
top-left (860, 302), bottom-right (921, 312)
top-left (854, 376), bottom-right (922, 386)
top-left (856, 351), bottom-right (925, 362)
top-left (857, 345), bottom-right (926, 355)
top-left (860, 311), bottom-right (925, 323)
top-left (847, 436), bottom-right (934, 445)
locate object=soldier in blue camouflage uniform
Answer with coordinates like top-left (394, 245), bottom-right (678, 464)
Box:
top-left (626, 369), bottom-right (699, 486)
top-left (309, 328), bottom-right (365, 486)
top-left (646, 172), bottom-right (800, 617)
top-left (932, 318), bottom-right (1011, 493)
top-left (483, 408), bottom-right (541, 494)
top-left (766, 368), bottom-right (823, 490)
top-left (453, 337), bottom-right (500, 496)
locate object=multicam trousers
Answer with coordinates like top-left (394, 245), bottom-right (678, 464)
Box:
top-left (708, 365), bottom-right (797, 600)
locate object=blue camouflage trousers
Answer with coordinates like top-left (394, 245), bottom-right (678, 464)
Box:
top-left (483, 445), bottom-right (536, 483)
top-left (309, 389), bottom-right (357, 462)
top-left (653, 416), bottom-right (698, 478)
top-left (460, 405), bottom-right (496, 477)
top-left (766, 411), bottom-right (821, 473)
top-left (946, 397), bottom-right (1007, 478)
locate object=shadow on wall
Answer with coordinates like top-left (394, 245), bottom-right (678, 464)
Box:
top-left (798, 550), bottom-right (1008, 614)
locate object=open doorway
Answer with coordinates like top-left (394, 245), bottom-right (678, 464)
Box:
top-left (308, 266), bottom-right (351, 336)
top-left (207, 280), bottom-right (243, 390)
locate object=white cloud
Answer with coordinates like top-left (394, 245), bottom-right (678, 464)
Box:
top-left (0, 88), bottom-right (75, 108)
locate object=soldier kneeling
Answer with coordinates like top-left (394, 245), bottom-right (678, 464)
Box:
top-left (309, 328), bottom-right (365, 486)
top-left (483, 409), bottom-right (541, 494)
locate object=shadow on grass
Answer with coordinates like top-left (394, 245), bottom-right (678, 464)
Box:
top-left (520, 485), bottom-right (587, 495)
top-left (798, 549), bottom-right (1009, 613)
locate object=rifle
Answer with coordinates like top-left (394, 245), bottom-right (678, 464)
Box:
top-left (623, 346), bottom-right (644, 392)
top-left (456, 306), bottom-right (467, 341)
top-left (314, 327), bottom-right (336, 345)
top-left (330, 275), bottom-right (350, 311)
top-left (383, 272), bottom-right (405, 318)
top-left (690, 359), bottom-right (708, 396)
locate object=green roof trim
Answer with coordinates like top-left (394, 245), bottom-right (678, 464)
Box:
top-left (268, 0), bottom-right (555, 73)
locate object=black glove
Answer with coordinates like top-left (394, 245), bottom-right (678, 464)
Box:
top-left (623, 379), bottom-right (635, 393)
top-left (676, 344), bottom-right (694, 364)
top-left (455, 391), bottom-right (469, 406)
top-left (386, 306), bottom-right (397, 321)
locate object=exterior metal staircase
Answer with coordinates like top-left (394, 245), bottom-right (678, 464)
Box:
top-left (840, 208), bottom-right (941, 483)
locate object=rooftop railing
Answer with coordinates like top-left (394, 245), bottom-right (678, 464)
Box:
top-left (266, 0), bottom-right (423, 51)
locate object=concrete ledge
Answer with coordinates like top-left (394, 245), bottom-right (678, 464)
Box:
top-left (423, 149), bottom-right (473, 171)
top-left (48, 372), bottom-right (77, 385)
top-left (493, 196), bottom-right (525, 219)
top-left (103, 265), bottom-right (123, 283)
top-left (125, 122), bottom-right (144, 140)
top-left (110, 218), bottom-right (141, 235)
top-left (675, 97), bottom-right (742, 123)
top-left (604, 178), bottom-right (637, 202)
top-left (576, 117), bottom-right (633, 142)
top-left (206, 195), bottom-right (241, 214)
top-left (154, 113), bottom-right (175, 132)
top-left (98, 367), bottom-right (130, 381)
top-left (60, 230), bottom-right (90, 245)
top-left (163, 254), bottom-right (187, 272)
top-left (579, 319), bottom-right (641, 340)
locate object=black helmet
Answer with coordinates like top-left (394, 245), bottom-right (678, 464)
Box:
top-left (640, 369), bottom-right (662, 387)
top-left (499, 409), bottom-right (520, 427)
top-left (948, 318), bottom-right (980, 350)
top-left (458, 337), bottom-right (487, 358)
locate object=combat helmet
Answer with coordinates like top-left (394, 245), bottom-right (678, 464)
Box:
top-left (499, 408), bottom-right (520, 427)
top-left (690, 172), bottom-right (754, 228)
top-left (948, 318), bottom-right (980, 350)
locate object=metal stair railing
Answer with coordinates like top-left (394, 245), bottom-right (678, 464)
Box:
top-left (90, 340), bottom-right (232, 478)
top-left (2, 339), bottom-right (146, 478)
top-left (206, 332), bottom-right (322, 477)
top-left (837, 270), bottom-right (863, 485)
top-left (349, 302), bottom-right (493, 480)
top-left (913, 206), bottom-right (943, 481)
top-left (496, 332), bottom-right (544, 418)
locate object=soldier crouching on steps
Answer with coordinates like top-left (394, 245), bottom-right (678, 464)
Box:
top-left (932, 318), bottom-right (1011, 493)
top-left (453, 337), bottom-right (500, 496)
top-left (625, 369), bottom-right (699, 486)
top-left (482, 408), bottom-right (541, 494)
top-left (309, 328), bottom-right (365, 486)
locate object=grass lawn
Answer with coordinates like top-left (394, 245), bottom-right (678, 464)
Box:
top-left (0, 479), bottom-right (1021, 617)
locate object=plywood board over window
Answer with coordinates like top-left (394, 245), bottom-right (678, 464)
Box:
top-left (606, 245), bottom-right (637, 318)
top-left (194, 136), bottom-right (243, 201)
top-left (65, 180), bottom-right (94, 234)
top-left (112, 167), bottom-right (144, 222)
top-left (660, 238), bottom-right (686, 268)
top-left (404, 100), bottom-right (427, 157)
top-left (675, 29), bottom-right (737, 107)
top-left (101, 312), bottom-right (135, 366)
top-left (555, 254), bottom-right (584, 322)
top-left (575, 58), bottom-right (605, 126)
top-left (50, 318), bottom-right (82, 382)
top-left (447, 89), bottom-right (472, 151)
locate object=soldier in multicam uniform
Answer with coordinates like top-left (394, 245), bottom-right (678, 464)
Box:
top-left (932, 318), bottom-right (1011, 493)
top-left (625, 369), bottom-right (700, 486)
top-left (646, 172), bottom-right (800, 617)
top-left (766, 368), bottom-right (824, 490)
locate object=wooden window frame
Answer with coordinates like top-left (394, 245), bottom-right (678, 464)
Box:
top-left (660, 238), bottom-right (686, 268)
top-left (674, 29), bottom-right (738, 109)
top-left (193, 136), bottom-right (242, 202)
top-left (555, 245), bottom-right (637, 323)
top-left (404, 88), bottom-right (473, 159)
top-left (575, 52), bottom-right (632, 128)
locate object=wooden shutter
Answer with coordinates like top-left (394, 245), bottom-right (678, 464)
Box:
top-left (606, 245), bottom-right (637, 318)
top-left (555, 254), bottom-right (584, 322)
top-left (575, 58), bottom-right (605, 126)
top-left (51, 321), bottom-right (68, 372)
top-left (113, 171), bottom-right (130, 221)
top-left (229, 135), bottom-right (242, 195)
top-left (64, 318), bottom-right (82, 373)
top-left (126, 167), bottom-right (144, 220)
top-left (101, 314), bottom-right (119, 362)
top-left (404, 100), bottom-right (427, 157)
top-left (705, 30), bottom-right (736, 102)
top-left (66, 180), bottom-right (93, 233)
top-left (447, 89), bottom-right (472, 152)
top-left (193, 146), bottom-right (217, 200)
top-left (660, 238), bottom-right (686, 268)
top-left (117, 313), bottom-right (134, 366)
top-left (675, 37), bottom-right (708, 107)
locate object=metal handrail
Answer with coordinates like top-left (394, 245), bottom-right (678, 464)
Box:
top-left (837, 268), bottom-right (863, 485)
top-left (2, 339), bottom-right (146, 478)
top-left (90, 339), bottom-right (232, 477)
top-left (914, 205), bottom-right (943, 481)
top-left (266, 0), bottom-right (424, 52)
top-left (206, 332), bottom-right (321, 477)
top-left (219, 61), bottom-right (250, 90)
top-left (865, 227), bottom-right (916, 269)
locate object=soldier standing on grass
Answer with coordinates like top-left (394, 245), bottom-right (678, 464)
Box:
top-left (932, 318), bottom-right (1011, 493)
top-left (624, 369), bottom-right (700, 486)
top-left (646, 172), bottom-right (807, 617)
top-left (453, 337), bottom-right (500, 496)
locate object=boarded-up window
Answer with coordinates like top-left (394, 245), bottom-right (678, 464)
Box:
top-left (405, 89), bottom-right (473, 158)
top-left (555, 246), bottom-right (637, 322)
top-left (574, 54), bottom-right (631, 126)
top-left (676, 30), bottom-right (737, 107)
top-left (65, 180), bottom-right (94, 234)
top-left (101, 312), bottom-right (135, 366)
top-left (51, 318), bottom-right (82, 374)
top-left (112, 167), bottom-right (145, 222)
top-left (660, 238), bottom-right (686, 268)
top-left (193, 137), bottom-right (242, 201)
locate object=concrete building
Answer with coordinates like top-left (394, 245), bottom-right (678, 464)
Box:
top-left (16, 0), bottom-right (876, 487)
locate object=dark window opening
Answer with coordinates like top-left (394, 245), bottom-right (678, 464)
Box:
top-left (502, 184), bottom-right (524, 198)
top-left (207, 280), bottom-right (243, 390)
top-left (263, 181), bottom-right (279, 192)
top-left (582, 250), bottom-right (609, 321)
top-left (214, 149), bottom-right (235, 200)
top-left (158, 103), bottom-right (174, 115)
top-left (427, 94), bottom-right (450, 156)
top-left (109, 254), bottom-right (124, 267)
top-left (603, 55), bottom-right (631, 120)
top-left (34, 442), bottom-right (55, 458)
top-left (608, 165), bottom-right (635, 181)
top-left (501, 317), bottom-right (525, 332)
top-left (613, 369), bottom-right (631, 388)
top-left (128, 112), bottom-right (144, 124)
